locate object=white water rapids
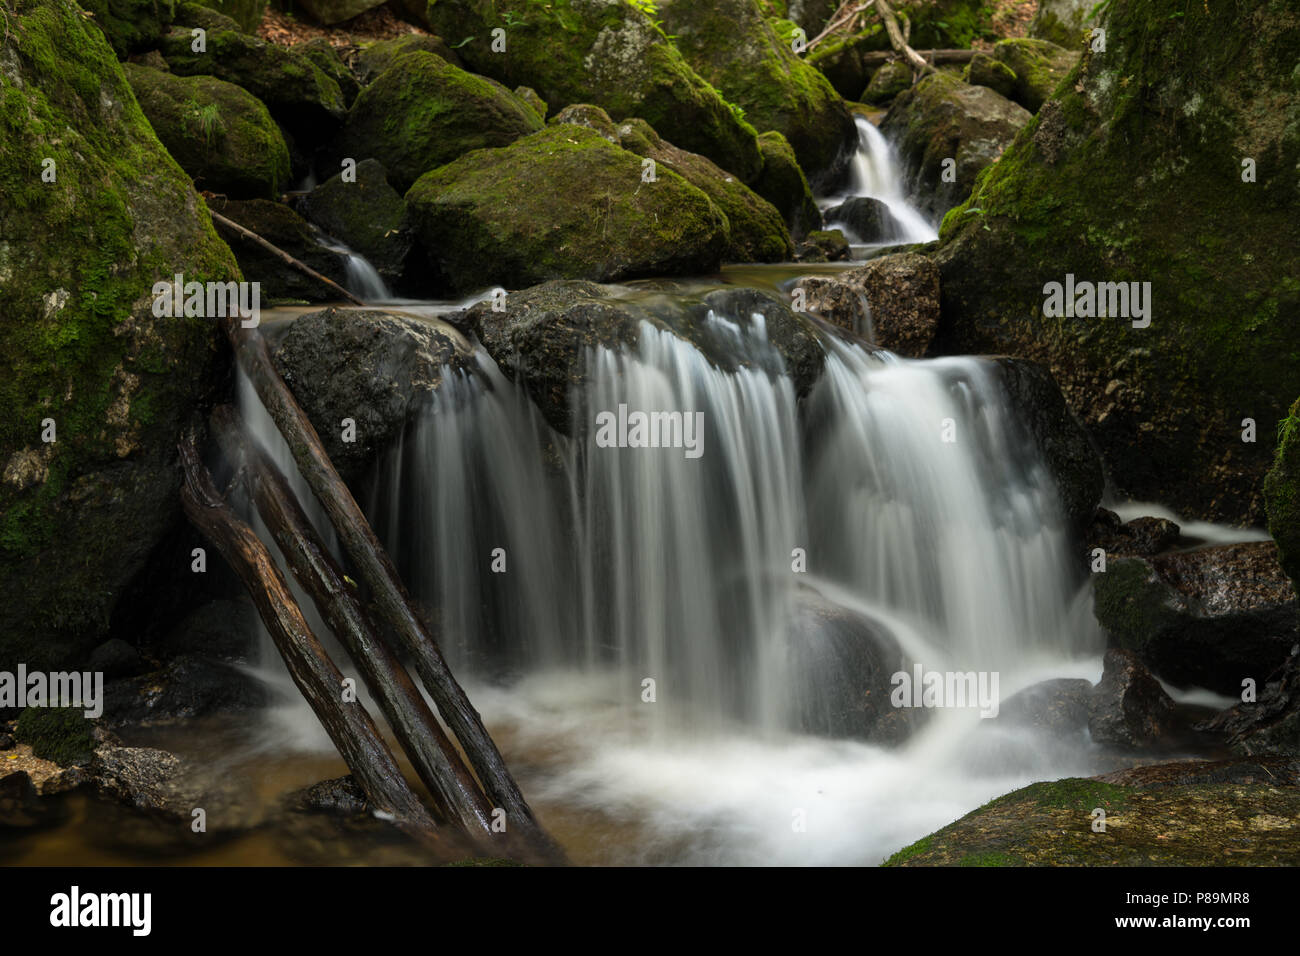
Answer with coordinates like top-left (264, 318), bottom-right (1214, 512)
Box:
top-left (821, 115), bottom-right (938, 247)
top-left (237, 294), bottom-right (1114, 865)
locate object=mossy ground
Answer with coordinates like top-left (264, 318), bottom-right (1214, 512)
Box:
top-left (15, 707), bottom-right (96, 766)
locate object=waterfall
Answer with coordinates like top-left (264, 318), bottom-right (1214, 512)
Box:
top-left (822, 115), bottom-right (938, 245)
top-left (318, 235), bottom-right (392, 302)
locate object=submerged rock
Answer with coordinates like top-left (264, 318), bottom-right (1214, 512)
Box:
top-left (274, 308), bottom-right (471, 481)
top-left (1000, 678), bottom-right (1092, 738)
top-left (338, 51), bottom-right (543, 194)
top-left (125, 64), bottom-right (291, 199)
top-left (208, 198), bottom-right (347, 301)
top-left (405, 126), bottom-right (728, 293)
top-left (0, 771), bottom-right (57, 829)
top-left (1092, 544), bottom-right (1298, 695)
top-left (933, 0), bottom-right (1300, 525)
top-left (101, 654), bottom-right (270, 727)
top-left (418, 0), bottom-right (763, 181)
top-left (615, 118), bottom-right (793, 263)
top-left (884, 768), bottom-right (1300, 865)
top-left (655, 0), bottom-right (857, 187)
top-left (0, 0), bottom-right (239, 672)
top-left (879, 71), bottom-right (1031, 220)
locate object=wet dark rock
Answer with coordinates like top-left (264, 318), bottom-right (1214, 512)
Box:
top-left (0, 772), bottom-right (56, 829)
top-left (787, 591), bottom-right (923, 745)
top-left (1086, 648), bottom-right (1177, 750)
top-left (288, 775), bottom-right (368, 816)
top-left (793, 251), bottom-right (940, 356)
top-left (1200, 651), bottom-right (1300, 756)
top-left (90, 746), bottom-right (190, 815)
top-left (792, 229), bottom-right (851, 262)
top-left (298, 159), bottom-right (415, 292)
top-left (101, 654), bottom-right (271, 728)
top-left (1086, 510), bottom-right (1182, 559)
top-left (88, 639), bottom-right (145, 680)
top-left (155, 599), bottom-right (260, 663)
top-left (0, 732), bottom-right (14, 749)
top-left (989, 356), bottom-right (1104, 535)
top-left (1093, 543), bottom-right (1298, 695)
top-left (209, 198), bottom-right (348, 302)
top-left (469, 281), bottom-right (826, 436)
top-left (274, 308), bottom-right (470, 482)
top-left (1000, 678), bottom-right (1092, 737)
top-left (823, 197), bottom-right (904, 244)
top-left (1095, 754), bottom-right (1300, 789)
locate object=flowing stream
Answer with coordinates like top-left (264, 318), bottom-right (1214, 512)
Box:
top-left (236, 283), bottom-right (1116, 865)
top-left (821, 115), bottom-right (938, 248)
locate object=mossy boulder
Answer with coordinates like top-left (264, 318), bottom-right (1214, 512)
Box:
top-left (615, 118), bottom-right (793, 263)
top-left (861, 59), bottom-right (911, 105)
top-left (293, 0), bottom-right (386, 25)
top-left (884, 764), bottom-right (1300, 865)
top-left (1030, 0), bottom-right (1097, 49)
top-left (549, 103), bottom-right (621, 142)
top-left (0, 0), bottom-right (239, 671)
top-left (15, 707), bottom-right (96, 766)
top-left (1265, 399), bottom-right (1300, 589)
top-left (794, 228), bottom-right (850, 262)
top-left (933, 0), bottom-right (1300, 525)
top-left (966, 51), bottom-right (1017, 100)
top-left (208, 198), bottom-right (346, 300)
top-left (125, 63), bottom-right (291, 198)
top-left (353, 34), bottom-right (464, 83)
top-left (514, 85), bottom-right (547, 121)
top-left (655, 0), bottom-right (856, 188)
top-left (418, 0), bottom-right (763, 182)
top-left (78, 0), bottom-right (177, 58)
top-left (404, 125), bottom-right (728, 293)
top-left (879, 71), bottom-right (1031, 220)
top-left (338, 51), bottom-right (542, 193)
top-left (751, 130), bottom-right (821, 236)
top-left (299, 158), bottom-right (414, 290)
top-left (173, 1), bottom-right (239, 33)
top-left (292, 37), bottom-right (361, 107)
top-left (991, 37), bottom-right (1078, 113)
top-left (160, 26), bottom-right (347, 144)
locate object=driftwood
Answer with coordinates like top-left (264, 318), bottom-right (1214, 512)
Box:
top-left (219, 315), bottom-right (563, 861)
top-left (210, 405), bottom-right (502, 844)
top-left (861, 48), bottom-right (977, 68)
top-left (177, 433), bottom-right (456, 855)
top-left (208, 208), bottom-right (366, 307)
top-left (874, 0), bottom-right (934, 74)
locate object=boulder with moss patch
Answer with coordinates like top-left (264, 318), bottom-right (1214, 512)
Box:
top-left (298, 158), bottom-right (414, 290)
top-left (125, 64), bottom-right (291, 198)
top-left (292, 38), bottom-right (361, 107)
top-left (655, 0), bottom-right (855, 188)
top-left (418, 0), bottom-right (763, 182)
top-left (934, 0), bottom-right (1300, 525)
top-left (353, 34), bottom-right (464, 83)
top-left (78, 0), bottom-right (177, 58)
top-left (0, 0), bottom-right (240, 672)
top-left (615, 118), bottom-right (792, 263)
top-left (991, 37), bottom-right (1078, 113)
top-left (880, 71), bottom-right (1031, 220)
top-left (862, 59), bottom-right (911, 105)
top-left (15, 707), bottom-right (96, 767)
top-left (405, 125), bottom-right (728, 293)
top-left (1030, 0), bottom-right (1097, 49)
top-left (751, 130), bottom-right (821, 236)
top-left (965, 52), bottom-right (1017, 99)
top-left (338, 51), bottom-right (543, 193)
top-left (208, 198), bottom-right (346, 301)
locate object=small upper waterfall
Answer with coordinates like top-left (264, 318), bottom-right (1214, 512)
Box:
top-left (823, 115), bottom-right (938, 245)
top-left (319, 235), bottom-right (392, 302)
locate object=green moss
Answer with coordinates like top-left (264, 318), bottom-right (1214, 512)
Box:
top-left (0, 0), bottom-right (239, 669)
top-left (340, 50), bottom-right (542, 193)
top-left (1265, 396), bottom-right (1300, 587)
top-left (15, 706), bottom-right (96, 766)
top-left (957, 850), bottom-right (1021, 866)
top-left (78, 0), bottom-right (177, 58)
top-left (751, 129), bottom-right (820, 235)
top-left (1027, 778), bottom-right (1130, 813)
top-left (881, 834), bottom-right (932, 866)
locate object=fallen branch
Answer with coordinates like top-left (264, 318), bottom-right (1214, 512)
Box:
top-left (873, 0), bottom-right (934, 74)
top-left (208, 207), bottom-right (366, 307)
top-left (177, 432), bottom-right (456, 856)
top-left (859, 48), bottom-right (977, 68)
top-left (210, 405), bottom-right (504, 846)
top-left (808, 0), bottom-right (875, 52)
top-left (220, 316), bottom-right (564, 862)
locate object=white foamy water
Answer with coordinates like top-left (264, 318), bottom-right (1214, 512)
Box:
top-left (239, 294), bottom-right (1115, 864)
top-left (821, 116), bottom-right (938, 246)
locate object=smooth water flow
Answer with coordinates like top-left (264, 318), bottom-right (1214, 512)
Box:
top-left (240, 294), bottom-right (1106, 864)
top-left (823, 116), bottom-right (938, 245)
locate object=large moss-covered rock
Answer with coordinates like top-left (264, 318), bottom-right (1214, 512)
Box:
top-left (862, 59), bottom-right (911, 105)
top-left (173, 1), bottom-right (239, 32)
top-left (991, 37), bottom-right (1078, 113)
top-left (934, 0), bottom-right (1300, 525)
top-left (338, 51), bottom-right (543, 193)
top-left (1030, 0), bottom-right (1097, 49)
top-left (294, 0), bottom-right (386, 25)
top-left (418, 0), bottom-right (763, 182)
top-left (751, 130), bottom-right (821, 236)
top-left (353, 34), bottom-right (464, 83)
top-left (884, 765), bottom-right (1300, 865)
top-left (405, 125), bottom-right (728, 293)
top-left (160, 26), bottom-right (347, 143)
top-left (125, 63), bottom-right (291, 198)
top-left (79, 0), bottom-right (176, 58)
top-left (291, 38), bottom-right (361, 108)
top-left (298, 159), bottom-right (414, 290)
top-left (0, 0), bottom-right (239, 671)
top-left (1266, 399), bottom-right (1300, 589)
top-left (655, 0), bottom-right (855, 188)
top-left (880, 71), bottom-right (1031, 220)
top-left (615, 117), bottom-right (792, 263)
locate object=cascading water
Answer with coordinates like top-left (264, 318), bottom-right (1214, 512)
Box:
top-left (822, 115), bottom-right (938, 245)
top-left (318, 236), bottom-right (392, 302)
